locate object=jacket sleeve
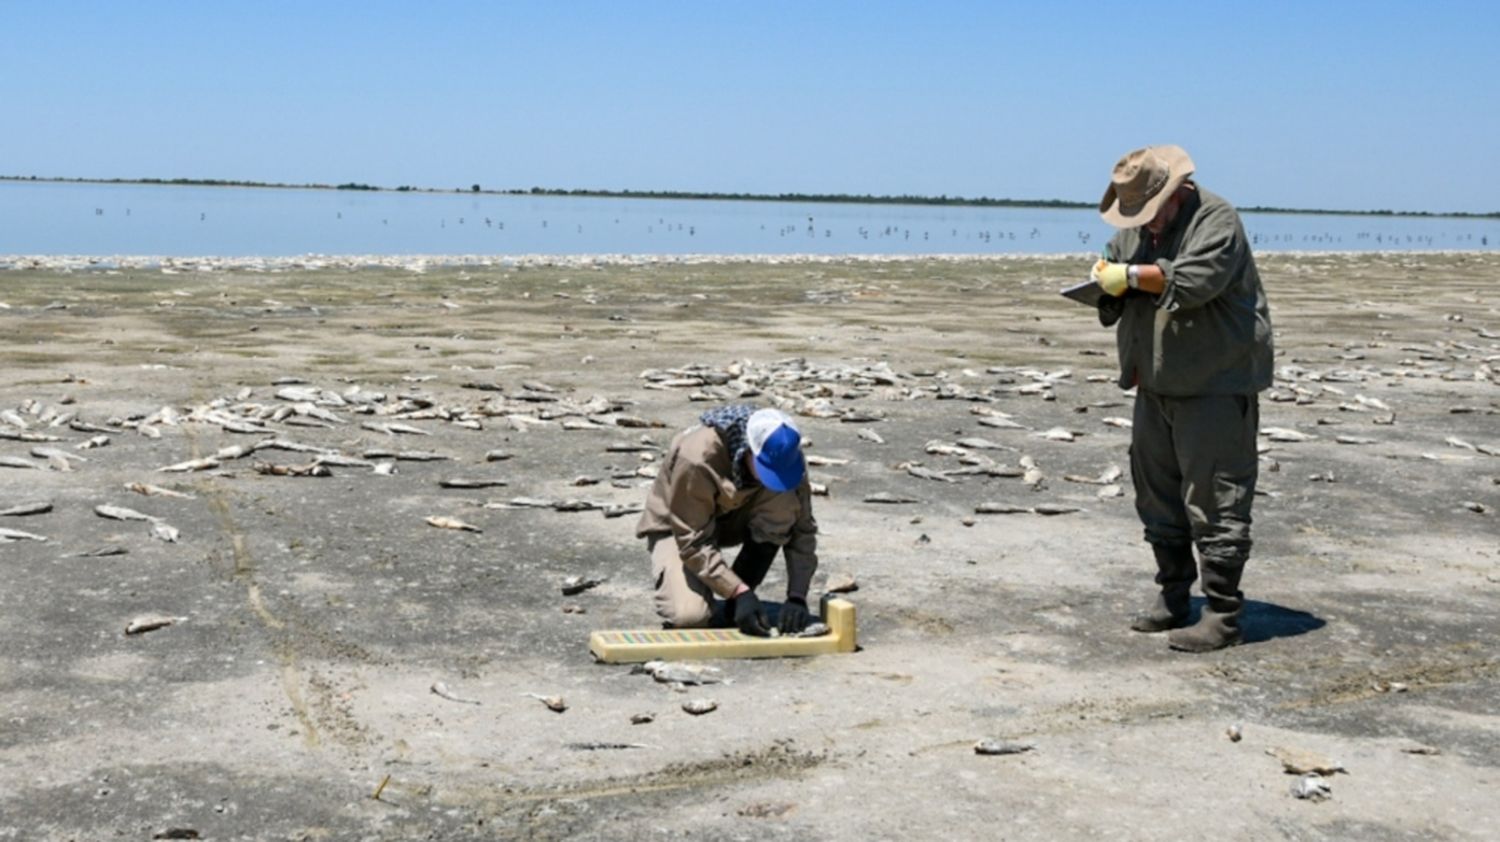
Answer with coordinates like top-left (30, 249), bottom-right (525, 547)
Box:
top-left (781, 480), bottom-right (819, 600)
top-left (665, 455), bottom-right (743, 598)
top-left (1155, 203), bottom-right (1244, 312)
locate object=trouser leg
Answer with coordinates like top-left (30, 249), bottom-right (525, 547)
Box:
top-left (1161, 393), bottom-right (1258, 652)
top-left (648, 535), bottom-right (715, 628)
top-left (1130, 541), bottom-right (1197, 632)
top-left (1169, 553), bottom-right (1246, 652)
top-left (1131, 392), bottom-right (1258, 649)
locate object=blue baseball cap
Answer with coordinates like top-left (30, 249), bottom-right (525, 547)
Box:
top-left (747, 408), bottom-right (805, 492)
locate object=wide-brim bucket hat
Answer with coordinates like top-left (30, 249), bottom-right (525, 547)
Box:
top-left (1099, 145), bottom-right (1195, 228)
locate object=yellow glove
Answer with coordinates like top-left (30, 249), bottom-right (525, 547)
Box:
top-left (1092, 260), bottom-right (1130, 297)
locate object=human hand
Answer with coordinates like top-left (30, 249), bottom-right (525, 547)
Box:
top-left (778, 597), bottom-right (810, 634)
top-left (1091, 259), bottom-right (1130, 297)
top-left (732, 590), bottom-right (771, 636)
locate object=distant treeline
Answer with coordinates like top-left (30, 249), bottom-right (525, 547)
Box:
top-left (3, 174), bottom-right (1496, 218)
top-left (507, 186), bottom-right (1093, 210)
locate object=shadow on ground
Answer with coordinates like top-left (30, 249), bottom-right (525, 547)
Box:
top-left (1185, 597), bottom-right (1327, 644)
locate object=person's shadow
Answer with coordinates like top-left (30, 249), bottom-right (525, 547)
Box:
top-left (1188, 597), bottom-right (1326, 644)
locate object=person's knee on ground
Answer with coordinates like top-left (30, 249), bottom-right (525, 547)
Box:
top-left (658, 597), bottom-right (714, 630)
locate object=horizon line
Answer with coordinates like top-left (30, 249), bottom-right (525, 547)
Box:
top-left (3, 174), bottom-right (1497, 220)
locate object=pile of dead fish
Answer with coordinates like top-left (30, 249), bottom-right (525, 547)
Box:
top-left (639, 358), bottom-right (1083, 419)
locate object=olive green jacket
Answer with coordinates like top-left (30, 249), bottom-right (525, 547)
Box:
top-left (1103, 187), bottom-right (1274, 396)
top-left (635, 424), bottom-right (818, 599)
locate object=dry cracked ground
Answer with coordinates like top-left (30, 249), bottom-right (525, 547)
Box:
top-left (1, 253), bottom-right (1498, 841)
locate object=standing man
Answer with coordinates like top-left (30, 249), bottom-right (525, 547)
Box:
top-left (635, 405), bottom-right (817, 636)
top-left (1090, 145), bottom-right (1273, 652)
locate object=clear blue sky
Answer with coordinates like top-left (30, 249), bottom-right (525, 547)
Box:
top-left (3, 0), bottom-right (1496, 213)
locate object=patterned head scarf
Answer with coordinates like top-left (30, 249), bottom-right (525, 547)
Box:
top-left (699, 403), bottom-right (758, 489)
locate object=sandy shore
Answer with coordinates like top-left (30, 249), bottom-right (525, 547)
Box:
top-left (1, 253), bottom-right (1497, 840)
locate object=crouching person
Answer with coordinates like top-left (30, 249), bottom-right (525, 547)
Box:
top-left (635, 405), bottom-right (817, 636)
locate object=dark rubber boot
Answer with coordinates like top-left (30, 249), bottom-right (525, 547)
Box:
top-left (1168, 556), bottom-right (1245, 652)
top-left (1130, 542), bottom-right (1196, 633)
top-left (731, 539), bottom-right (778, 590)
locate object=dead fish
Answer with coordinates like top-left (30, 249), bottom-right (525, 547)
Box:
top-left (1335, 435), bottom-right (1377, 445)
top-left (976, 415), bottom-right (1026, 430)
top-left (858, 428), bottom-right (885, 445)
top-left (805, 454), bottom-right (850, 466)
top-left (361, 421), bottom-right (430, 436)
top-left (906, 465), bottom-right (957, 483)
top-left (393, 451), bottom-right (449, 461)
top-left (310, 453), bottom-right (374, 468)
top-left (1033, 503), bottom-right (1082, 516)
top-left (151, 521), bottom-right (181, 543)
top-left (956, 437), bottom-right (1010, 451)
top-left (824, 571), bottom-right (858, 594)
top-left (1267, 746), bottom-right (1346, 776)
top-left (439, 478), bottom-right (509, 489)
top-left (76, 435), bottom-right (111, 450)
top-left (72, 545), bottom-right (128, 557)
top-left (488, 496), bottom-right (557, 509)
top-left (158, 456), bottom-right (221, 473)
top-left (1445, 436), bottom-right (1477, 451)
top-left (253, 461), bottom-right (332, 477)
top-left (1022, 466), bottom-right (1045, 489)
top-left (975, 502), bottom-right (1030, 514)
top-left (95, 504), bottom-right (157, 522)
top-left (483, 449), bottom-right (514, 462)
top-left (124, 615), bottom-right (177, 635)
top-left (0, 456), bottom-right (41, 470)
top-left (0, 428), bottom-right (60, 442)
top-left (637, 660), bottom-right (724, 686)
top-left (863, 492), bottom-right (920, 504)
top-left (1355, 394), bottom-right (1392, 411)
top-left (1097, 484), bottom-right (1124, 499)
top-left (1290, 774), bottom-right (1332, 802)
top-left (605, 442), bottom-right (658, 453)
top-left (1262, 427), bottom-right (1318, 443)
top-left (602, 503), bottom-right (645, 519)
top-left (431, 681), bottom-right (482, 705)
top-left (0, 501), bottom-right (52, 516)
top-left (1101, 417), bottom-right (1133, 429)
top-left (547, 499), bottom-right (600, 512)
top-left (1034, 427), bottom-right (1077, 442)
top-left (425, 516), bottom-right (482, 533)
top-left (561, 575), bottom-right (606, 596)
top-left (795, 622), bottom-right (830, 638)
top-left (681, 699), bottom-right (718, 716)
top-left (372, 462), bottom-right (397, 475)
top-left (68, 419), bottom-right (117, 435)
top-left (525, 693), bottom-right (567, 713)
top-left (974, 740), bottom-right (1035, 756)
top-left (1097, 465), bottom-right (1123, 483)
top-left (1399, 744), bottom-right (1441, 756)
top-left (0, 527), bottom-right (48, 542)
top-left (1463, 501), bottom-right (1490, 513)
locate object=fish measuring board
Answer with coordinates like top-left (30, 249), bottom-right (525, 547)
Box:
top-left (589, 598), bottom-right (857, 663)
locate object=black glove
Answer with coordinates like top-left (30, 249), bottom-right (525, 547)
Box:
top-left (1097, 293), bottom-right (1125, 327)
top-left (732, 590), bottom-right (771, 637)
top-left (778, 597), bottom-right (810, 634)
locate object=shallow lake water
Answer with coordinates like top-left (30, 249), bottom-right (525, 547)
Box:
top-left (1, 180), bottom-right (1495, 256)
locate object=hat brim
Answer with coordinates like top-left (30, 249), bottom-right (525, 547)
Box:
top-left (1099, 146), bottom-right (1195, 228)
top-left (753, 451), bottom-right (804, 493)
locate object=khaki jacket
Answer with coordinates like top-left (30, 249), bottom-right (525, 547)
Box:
top-left (635, 424), bottom-right (818, 599)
